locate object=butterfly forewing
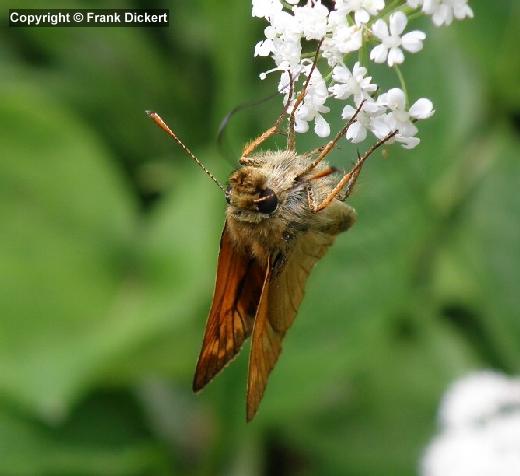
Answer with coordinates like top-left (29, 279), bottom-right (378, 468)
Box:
top-left (193, 225), bottom-right (266, 392)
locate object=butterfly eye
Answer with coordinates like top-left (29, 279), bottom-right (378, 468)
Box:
top-left (256, 188), bottom-right (278, 214)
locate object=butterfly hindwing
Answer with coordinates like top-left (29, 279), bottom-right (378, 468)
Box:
top-left (246, 229), bottom-right (338, 421)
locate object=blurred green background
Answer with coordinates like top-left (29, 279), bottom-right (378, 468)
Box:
top-left (1, 1), bottom-right (519, 475)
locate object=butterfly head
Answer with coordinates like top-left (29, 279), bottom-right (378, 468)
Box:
top-left (226, 167), bottom-right (279, 223)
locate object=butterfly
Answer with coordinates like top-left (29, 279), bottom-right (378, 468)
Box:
top-left (147, 58), bottom-right (396, 421)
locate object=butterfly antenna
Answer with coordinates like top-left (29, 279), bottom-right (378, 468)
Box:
top-left (146, 111), bottom-right (226, 192)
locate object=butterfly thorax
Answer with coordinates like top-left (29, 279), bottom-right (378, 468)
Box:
top-left (225, 149), bottom-right (354, 265)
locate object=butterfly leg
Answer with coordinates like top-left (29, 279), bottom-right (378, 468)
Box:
top-left (240, 114), bottom-right (286, 163)
top-left (240, 41), bottom-right (323, 162)
top-left (309, 130), bottom-right (398, 212)
top-left (296, 100), bottom-right (367, 180)
top-left (241, 76), bottom-right (297, 163)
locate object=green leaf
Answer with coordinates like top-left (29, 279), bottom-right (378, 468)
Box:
top-left (0, 80), bottom-right (135, 420)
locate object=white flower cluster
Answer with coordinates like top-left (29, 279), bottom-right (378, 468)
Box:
top-left (252, 0), bottom-right (474, 149)
top-left (407, 0), bottom-right (474, 26)
top-left (422, 371), bottom-right (520, 476)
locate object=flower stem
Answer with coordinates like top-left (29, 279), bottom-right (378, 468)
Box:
top-left (393, 64), bottom-right (409, 107)
top-left (406, 10), bottom-right (425, 22)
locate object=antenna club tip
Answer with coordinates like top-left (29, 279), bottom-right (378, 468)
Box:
top-left (145, 110), bottom-right (156, 118)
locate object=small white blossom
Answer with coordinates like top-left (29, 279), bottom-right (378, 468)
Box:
top-left (322, 11), bottom-right (363, 67)
top-left (252, 0), bottom-right (283, 19)
top-left (314, 113), bottom-right (330, 137)
top-left (342, 99), bottom-right (384, 143)
top-left (409, 97), bottom-right (436, 119)
top-left (370, 12), bottom-right (426, 66)
top-left (293, 1), bottom-right (329, 40)
top-left (384, 88), bottom-right (434, 127)
top-left (422, 371), bottom-right (520, 476)
top-left (292, 65), bottom-right (331, 137)
top-left (422, 0), bottom-right (474, 26)
top-left (254, 10), bottom-right (303, 72)
top-left (330, 62), bottom-right (377, 104)
top-left (370, 88), bottom-right (434, 148)
top-left (370, 113), bottom-right (420, 148)
top-left (251, 0), bottom-right (454, 141)
top-left (378, 88), bottom-right (434, 121)
top-left (439, 371), bottom-right (520, 430)
top-left (335, 0), bottom-right (385, 24)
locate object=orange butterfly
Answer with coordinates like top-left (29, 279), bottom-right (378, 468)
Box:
top-left (147, 60), bottom-right (396, 421)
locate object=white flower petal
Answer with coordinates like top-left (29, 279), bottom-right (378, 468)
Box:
top-left (331, 64), bottom-right (350, 83)
top-left (397, 120), bottom-right (418, 137)
top-left (432, 4), bottom-right (452, 26)
top-left (264, 25), bottom-right (277, 39)
top-left (341, 104), bottom-right (356, 120)
top-left (370, 114), bottom-right (394, 139)
top-left (367, 0), bottom-right (385, 15)
top-left (329, 83), bottom-right (349, 100)
top-left (317, 104), bottom-right (330, 114)
top-left (252, 0), bottom-right (283, 18)
top-left (409, 98), bottom-right (435, 119)
top-left (370, 44), bottom-right (388, 63)
top-left (296, 103), bottom-right (312, 121)
top-left (376, 92), bottom-right (388, 106)
top-left (354, 9), bottom-right (370, 25)
top-left (387, 46), bottom-right (404, 66)
top-left (360, 77), bottom-right (377, 93)
top-left (294, 118), bottom-right (309, 134)
top-left (294, 3), bottom-right (329, 40)
top-left (386, 88), bottom-right (406, 111)
top-left (346, 121), bottom-right (367, 143)
top-left (389, 11), bottom-right (407, 36)
top-left (422, 0), bottom-right (435, 13)
top-left (352, 61), bottom-right (366, 78)
top-left (371, 19), bottom-right (389, 40)
top-left (402, 31), bottom-right (426, 53)
top-left (363, 100), bottom-right (382, 114)
top-left (254, 39), bottom-right (273, 56)
top-left (398, 135), bottom-right (420, 148)
top-left (314, 114), bottom-right (330, 137)
top-left (454, 2), bottom-right (474, 20)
